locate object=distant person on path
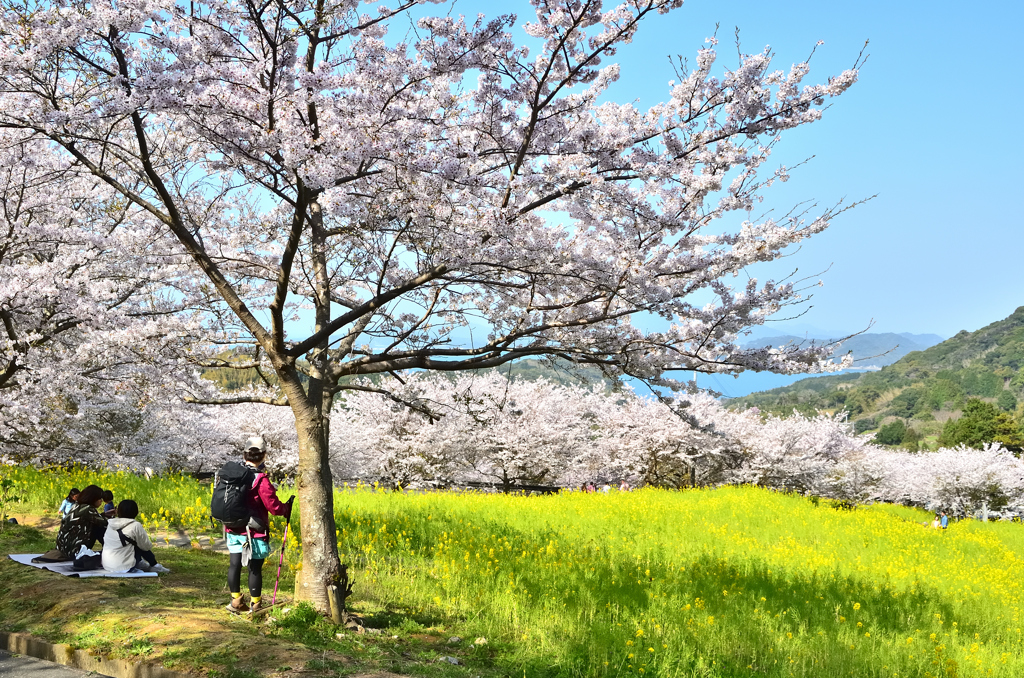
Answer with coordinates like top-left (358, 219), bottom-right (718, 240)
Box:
top-left (102, 499), bottom-right (170, 574)
top-left (215, 437), bottom-right (293, 614)
top-left (58, 488), bottom-right (80, 519)
top-left (55, 485), bottom-right (107, 567)
top-left (940, 511), bottom-right (949, 529)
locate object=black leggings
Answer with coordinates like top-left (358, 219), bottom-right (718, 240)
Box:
top-left (135, 547), bottom-right (157, 568)
top-left (228, 552), bottom-right (264, 597)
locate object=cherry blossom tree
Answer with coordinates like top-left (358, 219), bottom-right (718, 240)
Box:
top-left (859, 445), bottom-right (1024, 517)
top-left (0, 0), bottom-right (864, 610)
top-left (0, 131), bottom-right (209, 463)
top-left (721, 407), bottom-right (874, 494)
top-left (583, 391), bottom-right (728, 487)
top-left (335, 371), bottom-right (606, 490)
top-left (144, 400), bottom-right (301, 475)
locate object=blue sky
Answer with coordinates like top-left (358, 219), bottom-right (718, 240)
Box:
top-left (627, 0), bottom-right (1024, 339)
top-left (421, 0), bottom-right (1024, 340)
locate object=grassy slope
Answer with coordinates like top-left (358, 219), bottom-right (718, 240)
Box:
top-left (0, 522), bottom-right (509, 678)
top-left (730, 306), bottom-right (1024, 435)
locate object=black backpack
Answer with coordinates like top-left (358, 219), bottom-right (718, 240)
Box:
top-left (211, 461), bottom-right (256, 531)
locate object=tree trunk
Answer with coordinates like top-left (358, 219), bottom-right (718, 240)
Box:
top-left (290, 400), bottom-right (341, 614)
top-left (289, 196), bottom-right (344, 614)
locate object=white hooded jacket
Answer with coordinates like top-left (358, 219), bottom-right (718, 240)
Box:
top-left (101, 518), bottom-right (154, 573)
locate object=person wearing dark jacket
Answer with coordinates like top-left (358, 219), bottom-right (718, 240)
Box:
top-left (55, 485), bottom-right (108, 562)
top-left (224, 437), bottom-right (293, 614)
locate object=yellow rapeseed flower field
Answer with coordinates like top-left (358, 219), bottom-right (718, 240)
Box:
top-left (6, 465), bottom-right (1024, 677)
top-left (333, 485), bottom-right (1024, 677)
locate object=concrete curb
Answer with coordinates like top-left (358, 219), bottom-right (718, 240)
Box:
top-left (0, 633), bottom-right (192, 678)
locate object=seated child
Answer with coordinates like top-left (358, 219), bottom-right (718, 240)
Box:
top-left (101, 490), bottom-right (116, 518)
top-left (58, 488), bottom-right (80, 518)
top-left (102, 500), bottom-right (171, 574)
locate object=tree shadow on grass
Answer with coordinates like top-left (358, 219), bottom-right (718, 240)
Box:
top-left (360, 606), bottom-right (447, 631)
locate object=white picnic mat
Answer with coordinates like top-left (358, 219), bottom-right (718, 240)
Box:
top-left (8, 554), bottom-right (158, 578)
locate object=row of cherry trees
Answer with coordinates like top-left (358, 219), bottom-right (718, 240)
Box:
top-left (331, 372), bottom-right (1024, 515)
top-left (10, 369), bottom-right (1016, 517)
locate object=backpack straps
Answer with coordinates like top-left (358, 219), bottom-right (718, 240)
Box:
top-left (116, 521), bottom-right (139, 548)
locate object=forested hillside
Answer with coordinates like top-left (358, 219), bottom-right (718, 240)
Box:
top-left (731, 307), bottom-right (1024, 448)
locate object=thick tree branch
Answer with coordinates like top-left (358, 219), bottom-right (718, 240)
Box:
top-left (286, 263), bottom-right (449, 358)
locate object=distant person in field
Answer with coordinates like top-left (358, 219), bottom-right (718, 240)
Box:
top-left (940, 511), bottom-right (949, 529)
top-left (931, 514), bottom-right (941, 529)
top-left (55, 485), bottom-right (107, 565)
top-left (101, 490), bottom-right (116, 518)
top-left (58, 488), bottom-right (80, 519)
top-left (619, 481), bottom-right (630, 492)
top-left (102, 499), bottom-right (170, 574)
top-left (217, 437), bottom-right (293, 614)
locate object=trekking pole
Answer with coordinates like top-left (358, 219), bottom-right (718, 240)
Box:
top-left (272, 499), bottom-right (294, 607)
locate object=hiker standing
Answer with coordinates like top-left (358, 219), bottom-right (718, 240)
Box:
top-left (213, 437), bottom-right (293, 614)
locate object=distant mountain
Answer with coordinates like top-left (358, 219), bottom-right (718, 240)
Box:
top-left (899, 332), bottom-right (945, 346)
top-left (743, 332), bottom-right (945, 369)
top-left (730, 307), bottom-right (1024, 444)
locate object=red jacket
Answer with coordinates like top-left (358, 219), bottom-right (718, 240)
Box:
top-left (226, 469), bottom-right (289, 539)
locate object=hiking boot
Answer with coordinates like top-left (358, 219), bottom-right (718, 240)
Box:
top-left (225, 597), bottom-right (247, 614)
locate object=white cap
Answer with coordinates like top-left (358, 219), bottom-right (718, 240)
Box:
top-left (245, 436), bottom-right (266, 453)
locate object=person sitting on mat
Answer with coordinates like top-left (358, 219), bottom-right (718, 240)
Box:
top-left (224, 437), bottom-right (293, 615)
top-left (55, 485), bottom-right (108, 568)
top-left (102, 499), bottom-right (170, 574)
